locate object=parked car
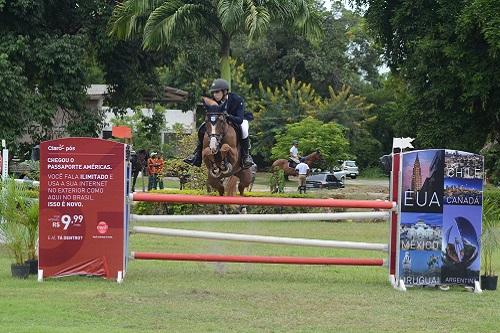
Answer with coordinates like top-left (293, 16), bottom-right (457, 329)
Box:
top-left (341, 160), bottom-right (359, 179)
top-left (306, 172), bottom-right (345, 189)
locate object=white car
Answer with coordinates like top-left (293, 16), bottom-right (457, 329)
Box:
top-left (341, 160), bottom-right (359, 179)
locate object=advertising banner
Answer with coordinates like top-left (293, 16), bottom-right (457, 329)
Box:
top-left (398, 149), bottom-right (483, 286)
top-left (39, 138), bottom-right (127, 280)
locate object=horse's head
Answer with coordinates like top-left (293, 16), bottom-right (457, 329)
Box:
top-left (205, 110), bottom-right (228, 154)
top-left (304, 150), bottom-right (323, 166)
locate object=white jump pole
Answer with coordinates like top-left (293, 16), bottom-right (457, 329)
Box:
top-left (132, 226), bottom-right (388, 252)
top-left (131, 211), bottom-right (390, 223)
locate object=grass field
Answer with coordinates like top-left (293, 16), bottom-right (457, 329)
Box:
top-left (1, 219), bottom-right (499, 332)
top-left (1, 178), bottom-right (499, 332)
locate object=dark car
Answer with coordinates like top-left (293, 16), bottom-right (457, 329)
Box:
top-left (305, 172), bottom-right (344, 189)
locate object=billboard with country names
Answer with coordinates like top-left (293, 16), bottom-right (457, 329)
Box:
top-left (397, 149), bottom-right (483, 286)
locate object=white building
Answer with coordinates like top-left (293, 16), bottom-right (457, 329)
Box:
top-left (88, 84), bottom-right (195, 143)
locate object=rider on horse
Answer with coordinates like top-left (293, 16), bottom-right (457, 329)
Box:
top-left (184, 78), bottom-right (254, 168)
top-left (289, 140), bottom-right (300, 168)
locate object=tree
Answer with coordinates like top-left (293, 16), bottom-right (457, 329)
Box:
top-left (110, 104), bottom-right (166, 152)
top-left (108, 0), bottom-right (322, 86)
top-left (271, 117), bottom-right (350, 167)
top-left (307, 84), bottom-right (384, 168)
top-left (357, 0), bottom-right (500, 152)
top-left (232, 3), bottom-right (383, 95)
top-left (0, 1), bottom-right (93, 153)
top-left (250, 78), bottom-right (323, 164)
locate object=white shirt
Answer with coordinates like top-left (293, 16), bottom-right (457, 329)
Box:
top-left (295, 162), bottom-right (309, 175)
top-left (290, 145), bottom-right (298, 158)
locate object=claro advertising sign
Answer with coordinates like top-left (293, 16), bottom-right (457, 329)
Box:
top-left (39, 138), bottom-right (128, 281)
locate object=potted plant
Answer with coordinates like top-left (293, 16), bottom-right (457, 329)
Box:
top-left (23, 200), bottom-right (39, 274)
top-left (481, 190), bottom-right (500, 290)
top-left (0, 178), bottom-right (31, 278)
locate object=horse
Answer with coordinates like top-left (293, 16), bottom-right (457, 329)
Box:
top-left (271, 150), bottom-right (323, 177)
top-left (131, 149), bottom-right (148, 192)
top-left (201, 97), bottom-right (252, 213)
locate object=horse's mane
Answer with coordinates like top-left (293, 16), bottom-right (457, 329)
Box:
top-left (304, 150), bottom-right (320, 160)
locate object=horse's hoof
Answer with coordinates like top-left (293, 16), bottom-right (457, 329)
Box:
top-left (240, 207), bottom-right (247, 214)
top-left (222, 163), bottom-right (232, 175)
top-left (210, 168), bottom-right (221, 178)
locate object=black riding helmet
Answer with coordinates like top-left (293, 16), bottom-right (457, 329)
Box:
top-left (209, 78), bottom-right (229, 93)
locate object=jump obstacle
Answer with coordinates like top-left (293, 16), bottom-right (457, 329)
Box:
top-left (129, 192), bottom-right (398, 276)
top-left (41, 137), bottom-right (480, 291)
top-left (34, 137), bottom-right (412, 290)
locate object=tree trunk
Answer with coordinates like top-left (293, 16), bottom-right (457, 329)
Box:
top-left (220, 33), bottom-right (231, 90)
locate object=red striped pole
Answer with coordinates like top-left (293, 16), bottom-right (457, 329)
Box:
top-left (389, 152), bottom-right (400, 275)
top-left (132, 193), bottom-right (395, 210)
top-left (132, 252), bottom-right (385, 266)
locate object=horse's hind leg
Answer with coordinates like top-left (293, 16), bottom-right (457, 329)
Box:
top-left (208, 177), bottom-right (226, 214)
top-left (237, 182), bottom-right (247, 214)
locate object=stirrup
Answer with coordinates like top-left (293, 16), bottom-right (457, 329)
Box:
top-left (242, 155), bottom-right (254, 168)
top-left (183, 154), bottom-right (202, 167)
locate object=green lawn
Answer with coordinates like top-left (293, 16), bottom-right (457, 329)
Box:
top-left (1, 220), bottom-right (499, 332)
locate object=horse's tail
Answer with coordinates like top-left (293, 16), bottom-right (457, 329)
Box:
top-left (225, 176), bottom-right (238, 196)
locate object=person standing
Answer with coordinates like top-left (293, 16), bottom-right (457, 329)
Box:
top-left (295, 157), bottom-right (310, 192)
top-left (155, 153), bottom-right (165, 190)
top-left (147, 152), bottom-right (158, 191)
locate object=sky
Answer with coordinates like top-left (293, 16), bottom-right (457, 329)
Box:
top-left (323, 0), bottom-right (355, 11)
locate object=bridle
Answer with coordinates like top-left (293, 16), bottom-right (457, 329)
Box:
top-left (206, 111), bottom-right (227, 153)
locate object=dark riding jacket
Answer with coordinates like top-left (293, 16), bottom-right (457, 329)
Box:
top-left (199, 93), bottom-right (253, 140)
top-left (220, 92), bottom-right (245, 124)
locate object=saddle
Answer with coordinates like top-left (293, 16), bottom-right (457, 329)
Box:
top-left (227, 119), bottom-right (243, 140)
top-left (288, 159), bottom-right (298, 169)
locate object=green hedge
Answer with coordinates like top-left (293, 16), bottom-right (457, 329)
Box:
top-left (132, 189), bottom-right (347, 215)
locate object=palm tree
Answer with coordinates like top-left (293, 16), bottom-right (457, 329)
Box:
top-left (108, 0), bottom-right (322, 87)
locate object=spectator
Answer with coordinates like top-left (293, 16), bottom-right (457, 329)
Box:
top-left (156, 153), bottom-right (165, 190)
top-left (147, 152), bottom-right (158, 191)
top-left (295, 157), bottom-right (310, 191)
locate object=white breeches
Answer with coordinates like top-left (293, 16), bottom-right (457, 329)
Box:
top-left (241, 119), bottom-right (249, 139)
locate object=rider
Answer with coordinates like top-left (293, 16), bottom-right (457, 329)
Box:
top-left (183, 78), bottom-right (254, 168)
top-left (289, 141), bottom-right (300, 166)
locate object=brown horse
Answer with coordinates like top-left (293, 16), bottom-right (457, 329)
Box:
top-left (201, 97), bottom-right (252, 212)
top-left (271, 150), bottom-right (323, 177)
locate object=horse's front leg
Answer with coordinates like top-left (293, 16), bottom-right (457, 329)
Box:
top-left (219, 144), bottom-right (235, 175)
top-left (203, 147), bottom-right (222, 178)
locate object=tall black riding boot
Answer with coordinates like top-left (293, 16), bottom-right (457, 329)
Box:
top-left (183, 141), bottom-right (203, 167)
top-left (183, 124), bottom-right (206, 167)
top-left (240, 138), bottom-right (254, 168)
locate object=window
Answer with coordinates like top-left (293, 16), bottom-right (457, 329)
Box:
top-left (307, 174), bottom-right (323, 181)
top-left (102, 130), bottom-right (112, 139)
